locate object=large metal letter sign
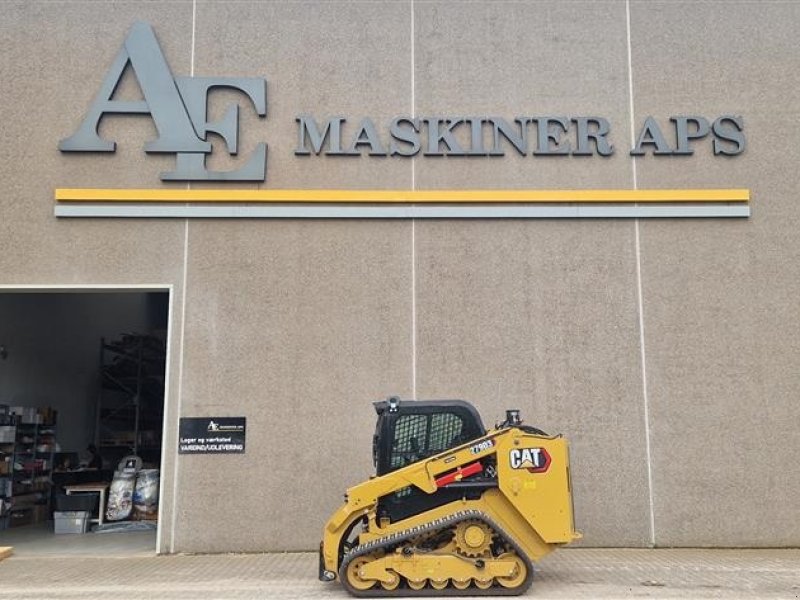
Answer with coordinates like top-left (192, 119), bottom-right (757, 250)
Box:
top-left (59, 22), bottom-right (267, 181)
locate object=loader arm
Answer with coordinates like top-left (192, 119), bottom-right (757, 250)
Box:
top-left (321, 429), bottom-right (499, 575)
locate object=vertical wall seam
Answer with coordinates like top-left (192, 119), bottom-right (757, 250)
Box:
top-left (169, 0), bottom-right (196, 554)
top-left (626, 0), bottom-right (656, 548)
top-left (411, 0), bottom-right (417, 398)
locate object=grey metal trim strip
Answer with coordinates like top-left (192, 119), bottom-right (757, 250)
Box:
top-left (54, 204), bottom-right (751, 219)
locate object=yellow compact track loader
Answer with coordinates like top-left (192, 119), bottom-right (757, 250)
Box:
top-left (320, 396), bottom-right (580, 596)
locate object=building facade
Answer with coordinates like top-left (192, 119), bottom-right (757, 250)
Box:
top-left (1, 0), bottom-right (799, 552)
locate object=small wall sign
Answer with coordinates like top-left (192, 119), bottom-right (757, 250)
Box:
top-left (179, 417), bottom-right (246, 454)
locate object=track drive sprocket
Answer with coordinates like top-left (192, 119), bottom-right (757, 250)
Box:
top-left (453, 519), bottom-right (494, 557)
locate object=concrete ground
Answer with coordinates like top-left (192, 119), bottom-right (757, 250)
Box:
top-left (0, 522), bottom-right (156, 557)
top-left (0, 545), bottom-right (798, 599)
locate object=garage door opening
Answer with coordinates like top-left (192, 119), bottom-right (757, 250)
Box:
top-left (0, 289), bottom-right (170, 555)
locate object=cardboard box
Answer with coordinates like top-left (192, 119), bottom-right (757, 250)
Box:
top-left (32, 505), bottom-right (48, 524)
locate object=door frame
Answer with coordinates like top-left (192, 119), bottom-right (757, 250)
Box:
top-left (0, 284), bottom-right (174, 554)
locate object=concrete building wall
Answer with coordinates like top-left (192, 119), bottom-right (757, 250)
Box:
top-left (631, 0), bottom-right (800, 547)
top-left (0, 0), bottom-right (797, 551)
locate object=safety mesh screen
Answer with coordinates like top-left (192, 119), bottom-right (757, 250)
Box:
top-left (390, 414), bottom-right (427, 470)
top-left (428, 413), bottom-right (464, 453)
top-left (389, 412), bottom-right (464, 470)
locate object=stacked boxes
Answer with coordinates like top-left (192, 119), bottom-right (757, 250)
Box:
top-left (0, 421), bottom-right (11, 477)
top-left (9, 407), bottom-right (38, 424)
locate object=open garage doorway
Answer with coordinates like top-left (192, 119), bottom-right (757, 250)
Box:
top-left (0, 288), bottom-right (170, 556)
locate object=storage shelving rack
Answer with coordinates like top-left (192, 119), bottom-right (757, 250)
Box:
top-left (96, 334), bottom-right (165, 468)
top-left (0, 419), bottom-right (14, 529)
top-left (1, 411), bottom-right (57, 528)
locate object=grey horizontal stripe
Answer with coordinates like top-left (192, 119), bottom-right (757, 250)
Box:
top-left (54, 204), bottom-right (751, 219)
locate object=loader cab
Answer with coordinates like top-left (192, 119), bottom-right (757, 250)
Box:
top-left (372, 397), bottom-right (485, 476)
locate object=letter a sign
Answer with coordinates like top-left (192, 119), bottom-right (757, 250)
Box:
top-left (59, 22), bottom-right (268, 181)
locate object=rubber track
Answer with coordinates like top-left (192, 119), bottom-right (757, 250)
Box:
top-left (338, 509), bottom-right (535, 597)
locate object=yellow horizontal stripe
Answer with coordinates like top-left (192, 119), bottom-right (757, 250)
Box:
top-left (55, 188), bottom-right (750, 204)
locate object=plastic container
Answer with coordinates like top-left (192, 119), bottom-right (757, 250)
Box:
top-left (0, 426), bottom-right (14, 442)
top-left (55, 493), bottom-right (98, 513)
top-left (54, 510), bottom-right (90, 534)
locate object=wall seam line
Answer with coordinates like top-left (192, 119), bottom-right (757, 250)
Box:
top-left (627, 0), bottom-right (656, 548)
top-left (411, 0), bottom-right (417, 399)
top-left (169, 0), bottom-right (196, 554)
